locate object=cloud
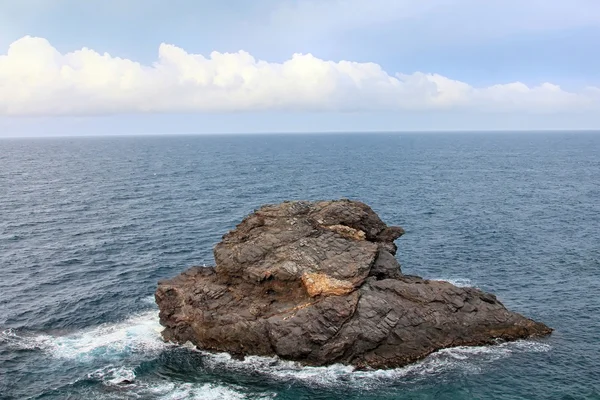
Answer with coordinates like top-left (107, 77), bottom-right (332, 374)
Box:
top-left (0, 36), bottom-right (598, 116)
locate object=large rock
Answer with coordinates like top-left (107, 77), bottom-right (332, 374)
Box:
top-left (156, 200), bottom-right (551, 369)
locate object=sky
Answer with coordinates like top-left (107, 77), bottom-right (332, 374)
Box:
top-left (1, 0), bottom-right (599, 135)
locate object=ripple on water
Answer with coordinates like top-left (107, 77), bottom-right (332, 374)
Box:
top-left (1, 133), bottom-right (599, 399)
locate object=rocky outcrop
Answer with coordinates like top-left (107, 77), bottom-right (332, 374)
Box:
top-left (156, 200), bottom-right (551, 369)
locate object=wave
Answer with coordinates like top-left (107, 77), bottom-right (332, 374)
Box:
top-left (432, 277), bottom-right (474, 287)
top-left (86, 365), bottom-right (274, 400)
top-left (196, 339), bottom-right (550, 389)
top-left (1, 309), bottom-right (550, 392)
top-left (88, 365), bottom-right (137, 386)
top-left (1, 310), bottom-right (169, 361)
top-left (88, 377), bottom-right (260, 399)
top-left (135, 382), bottom-right (257, 400)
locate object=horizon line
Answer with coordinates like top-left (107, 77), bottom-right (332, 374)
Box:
top-left (1, 129), bottom-right (600, 139)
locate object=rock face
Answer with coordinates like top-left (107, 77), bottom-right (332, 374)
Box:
top-left (156, 200), bottom-right (551, 369)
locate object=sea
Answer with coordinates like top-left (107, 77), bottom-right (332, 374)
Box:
top-left (0, 132), bottom-right (598, 399)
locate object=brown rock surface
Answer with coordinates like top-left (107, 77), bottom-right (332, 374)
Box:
top-left (156, 200), bottom-right (552, 369)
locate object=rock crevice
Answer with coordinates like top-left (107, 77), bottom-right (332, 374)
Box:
top-left (156, 200), bottom-right (551, 369)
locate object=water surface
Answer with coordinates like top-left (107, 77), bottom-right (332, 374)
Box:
top-left (1, 132), bottom-right (598, 399)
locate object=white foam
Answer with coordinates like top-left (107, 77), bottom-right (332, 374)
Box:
top-left (196, 339), bottom-right (550, 389)
top-left (1, 311), bottom-right (170, 361)
top-left (141, 296), bottom-right (158, 305)
top-left (433, 277), bottom-right (474, 287)
top-left (1, 328), bottom-right (42, 350)
top-left (85, 363), bottom-right (272, 399)
top-left (86, 379), bottom-right (262, 400)
top-left (146, 382), bottom-right (247, 400)
top-left (88, 365), bottom-right (137, 386)
top-left (1, 310), bottom-right (551, 392)
top-left (107, 380), bottom-right (263, 400)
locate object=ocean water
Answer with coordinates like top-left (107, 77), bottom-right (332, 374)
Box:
top-left (0, 132), bottom-right (599, 399)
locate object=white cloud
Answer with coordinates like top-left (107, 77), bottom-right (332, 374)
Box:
top-left (0, 36), bottom-right (598, 116)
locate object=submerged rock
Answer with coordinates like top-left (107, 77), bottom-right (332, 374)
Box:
top-left (156, 200), bottom-right (551, 369)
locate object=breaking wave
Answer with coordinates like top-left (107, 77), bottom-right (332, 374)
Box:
top-left (432, 277), bottom-right (475, 287)
top-left (86, 367), bottom-right (257, 400)
top-left (1, 309), bottom-right (551, 394)
top-left (196, 340), bottom-right (550, 389)
top-left (1, 310), bottom-right (169, 361)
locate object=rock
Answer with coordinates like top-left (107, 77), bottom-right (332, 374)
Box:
top-left (156, 200), bottom-right (552, 369)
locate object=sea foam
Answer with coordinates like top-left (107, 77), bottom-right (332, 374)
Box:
top-left (1, 310), bottom-right (169, 361)
top-left (1, 309), bottom-right (550, 391)
top-left (195, 339), bottom-right (550, 389)
top-left (432, 277), bottom-right (474, 287)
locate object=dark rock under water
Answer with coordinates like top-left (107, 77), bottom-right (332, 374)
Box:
top-left (156, 199), bottom-right (551, 369)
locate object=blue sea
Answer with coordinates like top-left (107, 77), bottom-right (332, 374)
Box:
top-left (1, 132), bottom-right (599, 399)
